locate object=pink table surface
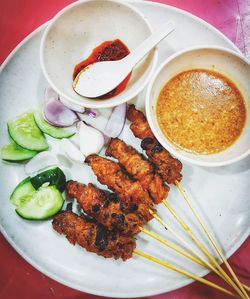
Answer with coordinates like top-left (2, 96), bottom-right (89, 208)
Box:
top-left (0, 1), bottom-right (249, 299)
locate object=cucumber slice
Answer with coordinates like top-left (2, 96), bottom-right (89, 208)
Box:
top-left (30, 167), bottom-right (66, 192)
top-left (16, 186), bottom-right (64, 220)
top-left (34, 111), bottom-right (75, 139)
top-left (10, 177), bottom-right (36, 206)
top-left (8, 111), bottom-right (49, 151)
top-left (1, 142), bottom-right (37, 162)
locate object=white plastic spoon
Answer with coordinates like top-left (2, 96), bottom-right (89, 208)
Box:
top-left (73, 21), bottom-right (175, 98)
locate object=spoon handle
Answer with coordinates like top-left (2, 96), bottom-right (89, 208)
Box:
top-left (125, 21), bottom-right (175, 68)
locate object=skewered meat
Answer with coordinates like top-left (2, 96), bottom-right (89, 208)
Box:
top-left (52, 210), bottom-right (135, 261)
top-left (106, 138), bottom-right (169, 204)
top-left (86, 154), bottom-right (154, 221)
top-left (127, 104), bottom-right (183, 184)
top-left (127, 104), bottom-right (155, 140)
top-left (67, 180), bottom-right (144, 235)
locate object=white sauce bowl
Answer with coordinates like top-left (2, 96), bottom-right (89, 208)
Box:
top-left (146, 46), bottom-right (250, 167)
top-left (40, 0), bottom-right (157, 108)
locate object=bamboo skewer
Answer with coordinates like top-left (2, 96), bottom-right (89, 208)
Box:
top-left (162, 199), bottom-right (248, 299)
top-left (149, 210), bottom-right (206, 259)
top-left (147, 209), bottom-right (247, 293)
top-left (140, 227), bottom-right (205, 267)
top-left (133, 249), bottom-right (238, 298)
top-left (149, 209), bottom-right (226, 274)
top-left (149, 207), bottom-right (247, 299)
top-left (140, 225), bottom-right (250, 293)
top-left (175, 181), bottom-right (250, 296)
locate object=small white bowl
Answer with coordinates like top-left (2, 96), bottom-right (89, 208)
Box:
top-left (40, 0), bottom-right (157, 109)
top-left (146, 46), bottom-right (250, 167)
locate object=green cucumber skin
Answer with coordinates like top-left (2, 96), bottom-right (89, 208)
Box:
top-left (10, 177), bottom-right (31, 198)
top-left (15, 205), bottom-right (63, 221)
top-left (10, 178), bottom-right (36, 206)
top-left (7, 112), bottom-right (49, 151)
top-left (16, 200), bottom-right (64, 220)
top-left (10, 168), bottom-right (66, 220)
top-left (15, 186), bottom-right (64, 220)
top-left (34, 111), bottom-right (75, 139)
top-left (30, 167), bottom-right (66, 192)
top-left (1, 142), bottom-right (37, 162)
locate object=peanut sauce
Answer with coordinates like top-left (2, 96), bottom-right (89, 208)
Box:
top-left (156, 69), bottom-right (246, 154)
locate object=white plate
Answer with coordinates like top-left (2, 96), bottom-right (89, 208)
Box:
top-left (0, 1), bottom-right (249, 297)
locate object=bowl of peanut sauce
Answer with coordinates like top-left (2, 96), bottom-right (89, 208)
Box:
top-left (146, 46), bottom-right (250, 167)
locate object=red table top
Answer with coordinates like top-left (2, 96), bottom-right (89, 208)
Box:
top-left (0, 1), bottom-right (249, 299)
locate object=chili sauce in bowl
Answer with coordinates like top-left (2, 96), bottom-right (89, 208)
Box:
top-left (156, 69), bottom-right (246, 155)
top-left (73, 39), bottom-right (132, 99)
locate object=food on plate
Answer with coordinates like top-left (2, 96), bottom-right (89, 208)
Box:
top-left (16, 185), bottom-right (64, 220)
top-left (43, 98), bottom-right (78, 127)
top-left (79, 103), bottom-right (127, 139)
top-left (10, 177), bottom-right (36, 206)
top-left (24, 151), bottom-right (59, 175)
top-left (104, 103), bottom-right (127, 138)
top-left (60, 138), bottom-right (85, 164)
top-left (2, 97), bottom-right (247, 296)
top-left (86, 154), bottom-right (154, 220)
top-left (66, 180), bottom-right (143, 235)
top-left (106, 138), bottom-right (169, 204)
top-left (77, 121), bottom-right (105, 156)
top-left (30, 167), bottom-right (66, 192)
top-left (73, 39), bottom-right (132, 99)
top-left (34, 111), bottom-right (75, 139)
top-left (52, 210), bottom-right (136, 260)
top-left (7, 111), bottom-right (49, 151)
top-left (127, 105), bottom-right (182, 184)
top-left (1, 142), bottom-right (37, 162)
top-left (156, 69), bottom-right (246, 154)
top-left (10, 167), bottom-right (65, 219)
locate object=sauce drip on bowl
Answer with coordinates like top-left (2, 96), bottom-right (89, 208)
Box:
top-left (156, 69), bottom-right (246, 154)
top-left (73, 39), bottom-right (132, 99)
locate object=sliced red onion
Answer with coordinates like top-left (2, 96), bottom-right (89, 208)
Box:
top-left (85, 108), bottom-right (99, 118)
top-left (44, 87), bottom-right (59, 102)
top-left (103, 135), bottom-right (111, 145)
top-left (78, 122), bottom-right (105, 156)
top-left (43, 98), bottom-right (78, 127)
top-left (60, 138), bottom-right (85, 164)
top-left (104, 103), bottom-right (127, 138)
top-left (76, 112), bottom-right (108, 133)
top-left (60, 96), bottom-right (85, 113)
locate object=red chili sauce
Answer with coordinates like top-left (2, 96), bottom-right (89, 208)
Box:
top-left (73, 39), bottom-right (132, 99)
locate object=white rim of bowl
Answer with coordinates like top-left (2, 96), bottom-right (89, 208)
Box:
top-left (40, 0), bottom-right (158, 109)
top-left (146, 45), bottom-right (250, 167)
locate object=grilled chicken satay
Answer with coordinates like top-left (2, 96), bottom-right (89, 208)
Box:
top-left (52, 210), bottom-right (135, 261)
top-left (86, 154), bottom-right (154, 221)
top-left (67, 180), bottom-right (143, 235)
top-left (106, 138), bottom-right (169, 204)
top-left (127, 104), bottom-right (182, 184)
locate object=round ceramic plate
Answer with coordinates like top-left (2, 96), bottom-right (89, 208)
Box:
top-left (0, 1), bottom-right (249, 297)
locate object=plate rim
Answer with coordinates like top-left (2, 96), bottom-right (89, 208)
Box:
top-left (0, 1), bottom-right (249, 297)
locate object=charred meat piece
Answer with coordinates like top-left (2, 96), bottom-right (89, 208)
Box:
top-left (127, 104), bottom-right (155, 140)
top-left (86, 154), bottom-right (154, 221)
top-left (141, 138), bottom-right (183, 184)
top-left (52, 210), bottom-right (135, 261)
top-left (127, 104), bottom-right (183, 184)
top-left (106, 138), bottom-right (169, 204)
top-left (67, 180), bottom-right (144, 235)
